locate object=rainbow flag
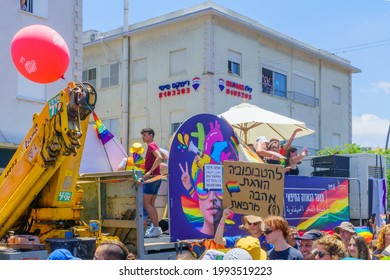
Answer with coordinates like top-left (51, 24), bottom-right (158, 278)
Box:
top-left (355, 226), bottom-right (373, 243)
top-left (296, 179), bottom-right (349, 231)
top-left (225, 181), bottom-right (240, 197)
top-left (92, 111), bottom-right (114, 144)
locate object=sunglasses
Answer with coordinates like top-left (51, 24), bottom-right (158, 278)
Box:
top-left (313, 250), bottom-right (330, 258)
top-left (195, 183), bottom-right (223, 200)
top-left (248, 222), bottom-right (260, 226)
top-left (264, 229), bottom-right (274, 235)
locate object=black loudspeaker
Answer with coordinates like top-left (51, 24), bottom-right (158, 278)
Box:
top-left (311, 155), bottom-right (350, 178)
top-left (311, 169), bottom-right (349, 177)
top-left (311, 155), bottom-right (349, 170)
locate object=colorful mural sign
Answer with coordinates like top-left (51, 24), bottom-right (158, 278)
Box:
top-left (168, 114), bottom-right (242, 241)
top-left (284, 176), bottom-right (349, 231)
top-left (222, 161), bottom-right (284, 217)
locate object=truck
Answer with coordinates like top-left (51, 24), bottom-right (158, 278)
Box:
top-left (0, 82), bottom-right (100, 259)
top-left (0, 82), bottom-right (178, 260)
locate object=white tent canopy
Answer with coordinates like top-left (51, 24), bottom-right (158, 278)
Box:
top-left (79, 125), bottom-right (127, 173)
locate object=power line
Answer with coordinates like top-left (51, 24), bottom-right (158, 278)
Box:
top-left (331, 39), bottom-right (390, 54)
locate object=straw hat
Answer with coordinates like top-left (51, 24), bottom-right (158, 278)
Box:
top-left (239, 215), bottom-right (264, 231)
top-left (130, 142), bottom-right (144, 154)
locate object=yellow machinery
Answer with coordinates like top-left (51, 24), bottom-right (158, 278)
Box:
top-left (0, 82), bottom-right (100, 245)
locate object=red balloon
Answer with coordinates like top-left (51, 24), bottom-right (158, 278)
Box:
top-left (11, 25), bottom-right (70, 84)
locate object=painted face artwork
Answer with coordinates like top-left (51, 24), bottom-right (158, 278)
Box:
top-left (169, 114), bottom-right (239, 239)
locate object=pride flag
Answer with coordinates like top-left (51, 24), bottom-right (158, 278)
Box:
top-left (355, 226), bottom-right (373, 243)
top-left (79, 111), bottom-right (127, 172)
top-left (92, 111), bottom-right (114, 144)
top-left (290, 180), bottom-right (349, 231)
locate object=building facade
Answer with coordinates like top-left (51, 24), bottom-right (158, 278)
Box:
top-left (83, 3), bottom-right (360, 153)
top-left (0, 0), bottom-right (82, 171)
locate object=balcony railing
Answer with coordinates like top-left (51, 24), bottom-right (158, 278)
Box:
top-left (261, 84), bottom-right (319, 107)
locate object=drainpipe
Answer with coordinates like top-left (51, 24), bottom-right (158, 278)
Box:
top-left (122, 0), bottom-right (130, 150)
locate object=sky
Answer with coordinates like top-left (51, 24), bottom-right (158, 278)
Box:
top-left (83, 0), bottom-right (390, 149)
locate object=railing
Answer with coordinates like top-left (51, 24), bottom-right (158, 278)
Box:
top-left (260, 83), bottom-right (319, 107)
top-left (288, 91), bottom-right (319, 107)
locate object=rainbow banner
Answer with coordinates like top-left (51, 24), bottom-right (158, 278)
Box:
top-left (284, 176), bottom-right (350, 231)
top-left (225, 181), bottom-right (241, 197)
top-left (92, 111), bottom-right (114, 144)
top-left (355, 226), bottom-right (373, 243)
top-left (79, 111), bottom-right (127, 172)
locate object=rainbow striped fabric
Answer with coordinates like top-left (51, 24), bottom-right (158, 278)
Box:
top-left (92, 111), bottom-right (114, 145)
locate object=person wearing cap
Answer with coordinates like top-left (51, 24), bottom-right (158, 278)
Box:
top-left (234, 236), bottom-right (267, 260)
top-left (214, 207), bottom-right (270, 251)
top-left (263, 215), bottom-right (303, 260)
top-left (223, 247), bottom-right (253, 260)
top-left (261, 128), bottom-right (303, 166)
top-left (296, 229), bottom-right (325, 260)
top-left (47, 248), bottom-right (81, 260)
top-left (253, 136), bottom-right (285, 162)
top-left (117, 142), bottom-right (145, 172)
top-left (141, 128), bottom-right (164, 238)
top-left (334, 221), bottom-right (356, 251)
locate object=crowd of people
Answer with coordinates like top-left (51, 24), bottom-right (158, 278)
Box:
top-left (45, 126), bottom-right (389, 261)
top-left (188, 213), bottom-right (390, 261)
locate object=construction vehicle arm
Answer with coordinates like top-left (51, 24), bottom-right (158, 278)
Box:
top-left (0, 82), bottom-right (97, 240)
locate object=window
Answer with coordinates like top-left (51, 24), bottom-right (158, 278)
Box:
top-left (262, 68), bottom-right (287, 97)
top-left (291, 74), bottom-right (318, 106)
top-left (170, 49), bottom-right (186, 76)
top-left (82, 68), bottom-right (97, 88)
top-left (228, 50), bottom-right (241, 76)
top-left (274, 72), bottom-right (287, 97)
top-left (101, 62), bottom-right (119, 88)
top-left (20, 0), bottom-right (32, 12)
top-left (332, 85), bottom-right (341, 105)
top-left (102, 118), bottom-right (119, 137)
top-left (133, 58), bottom-right (147, 82)
top-left (0, 147), bottom-right (17, 171)
top-left (292, 74), bottom-right (315, 97)
top-left (20, 0), bottom-right (49, 17)
top-left (171, 122), bottom-right (182, 136)
top-left (17, 73), bottom-right (45, 102)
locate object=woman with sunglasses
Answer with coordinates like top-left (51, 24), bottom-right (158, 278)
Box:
top-left (263, 215), bottom-right (303, 260)
top-left (214, 207), bottom-right (270, 252)
top-left (313, 234), bottom-right (345, 260)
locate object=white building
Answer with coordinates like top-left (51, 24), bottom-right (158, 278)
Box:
top-left (1, 1), bottom-right (360, 170)
top-left (83, 3), bottom-right (360, 152)
top-left (0, 0), bottom-right (82, 171)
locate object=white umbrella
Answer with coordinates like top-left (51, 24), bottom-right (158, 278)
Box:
top-left (219, 102), bottom-right (315, 144)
